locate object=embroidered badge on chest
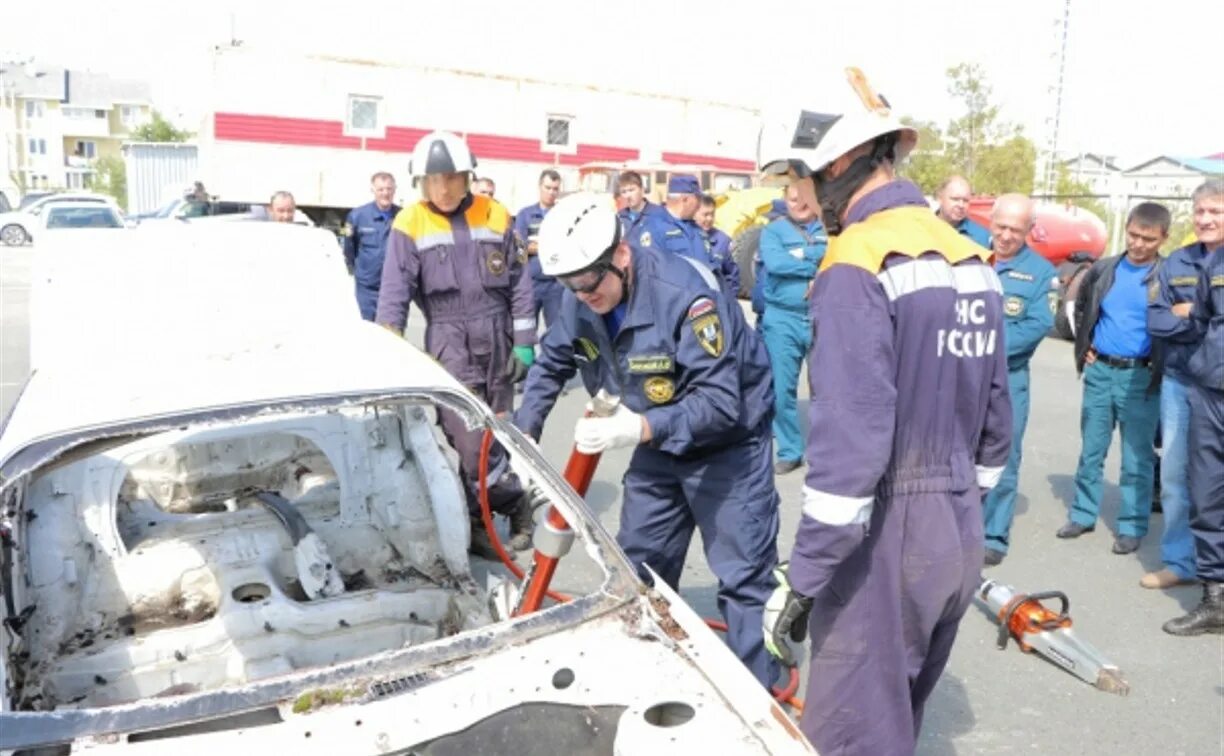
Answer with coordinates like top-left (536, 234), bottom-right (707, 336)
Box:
top-left (487, 249), bottom-right (507, 275)
top-left (639, 231), bottom-right (652, 248)
top-left (1148, 279), bottom-right (1161, 303)
top-left (627, 354), bottom-right (673, 373)
top-left (1004, 296), bottom-right (1025, 317)
top-left (644, 375), bottom-right (675, 404)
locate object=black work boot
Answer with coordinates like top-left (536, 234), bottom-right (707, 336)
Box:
top-left (468, 516), bottom-right (504, 562)
top-left (1162, 582), bottom-right (1224, 636)
top-left (507, 500), bottom-right (535, 552)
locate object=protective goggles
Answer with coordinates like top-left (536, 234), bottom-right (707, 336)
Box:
top-left (560, 263), bottom-right (613, 294)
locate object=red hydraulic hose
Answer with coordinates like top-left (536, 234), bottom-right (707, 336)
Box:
top-left (476, 428), bottom-right (803, 712)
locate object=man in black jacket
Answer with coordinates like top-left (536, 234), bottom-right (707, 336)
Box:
top-left (1060, 202), bottom-right (1169, 554)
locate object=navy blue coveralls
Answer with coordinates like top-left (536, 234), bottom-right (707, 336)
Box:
top-left (515, 244), bottom-right (781, 688)
top-left (789, 182), bottom-right (1011, 755)
top-left (514, 203), bottom-right (565, 329)
top-left (344, 200), bottom-right (401, 320)
top-left (1186, 247), bottom-right (1224, 583)
top-left (634, 208), bottom-right (739, 298)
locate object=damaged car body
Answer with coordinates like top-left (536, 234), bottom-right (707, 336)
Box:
top-left (0, 224), bottom-right (813, 754)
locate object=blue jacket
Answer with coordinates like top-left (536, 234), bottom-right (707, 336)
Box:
top-left (1187, 246), bottom-right (1224, 391)
top-left (515, 246), bottom-right (774, 457)
top-left (698, 226), bottom-right (741, 299)
top-left (618, 201), bottom-right (665, 239)
top-left (759, 216), bottom-right (826, 313)
top-left (343, 201), bottom-right (401, 286)
top-left (1149, 242), bottom-right (1212, 378)
top-left (635, 207), bottom-right (737, 297)
top-left (995, 246), bottom-right (1057, 370)
top-left (513, 203), bottom-right (551, 281)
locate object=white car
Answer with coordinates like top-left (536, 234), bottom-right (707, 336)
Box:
top-left (0, 193), bottom-right (123, 246)
top-left (0, 224), bottom-right (813, 755)
top-left (39, 201), bottom-right (128, 231)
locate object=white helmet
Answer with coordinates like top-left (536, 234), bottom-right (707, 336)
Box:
top-left (408, 131), bottom-right (477, 178)
top-left (757, 66), bottom-right (917, 178)
top-left (538, 192), bottom-right (621, 277)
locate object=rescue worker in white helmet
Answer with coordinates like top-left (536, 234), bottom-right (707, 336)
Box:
top-left (514, 192), bottom-right (783, 689)
top-left (757, 68), bottom-right (1012, 754)
top-left (376, 131), bottom-right (538, 558)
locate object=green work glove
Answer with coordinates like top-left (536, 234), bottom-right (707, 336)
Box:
top-left (506, 346), bottom-right (535, 383)
top-left (762, 562), bottom-right (813, 668)
top-left (514, 345), bottom-right (536, 367)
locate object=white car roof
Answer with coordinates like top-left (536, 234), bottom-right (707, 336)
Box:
top-left (1, 223), bottom-right (465, 470)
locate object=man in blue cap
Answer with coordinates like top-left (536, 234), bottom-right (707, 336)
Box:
top-left (634, 174), bottom-right (736, 295)
top-left (344, 172), bottom-right (401, 320)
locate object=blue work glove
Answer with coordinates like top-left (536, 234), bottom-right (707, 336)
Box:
top-left (506, 345), bottom-right (535, 383)
top-left (762, 562), bottom-right (813, 668)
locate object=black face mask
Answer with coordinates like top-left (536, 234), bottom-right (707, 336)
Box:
top-left (812, 135), bottom-right (898, 235)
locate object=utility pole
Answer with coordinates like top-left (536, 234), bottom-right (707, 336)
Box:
top-left (1043, 0), bottom-right (1072, 195)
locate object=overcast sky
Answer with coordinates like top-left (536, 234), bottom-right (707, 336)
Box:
top-left (1, 0), bottom-right (1219, 168)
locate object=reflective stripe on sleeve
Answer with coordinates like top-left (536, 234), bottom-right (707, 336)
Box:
top-left (802, 486), bottom-right (873, 526)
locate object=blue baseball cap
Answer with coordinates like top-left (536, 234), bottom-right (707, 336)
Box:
top-left (667, 174), bottom-right (700, 195)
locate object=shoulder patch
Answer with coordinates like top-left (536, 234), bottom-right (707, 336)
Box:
top-left (573, 337), bottom-right (600, 362)
top-left (691, 313), bottom-right (724, 357)
top-left (687, 297), bottom-right (716, 320)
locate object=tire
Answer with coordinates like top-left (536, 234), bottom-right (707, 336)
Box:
top-left (1052, 263), bottom-right (1090, 341)
top-left (731, 225), bottom-right (764, 299)
top-left (1, 223), bottom-right (29, 247)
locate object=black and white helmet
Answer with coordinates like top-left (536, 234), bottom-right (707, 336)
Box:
top-left (408, 131), bottom-right (477, 178)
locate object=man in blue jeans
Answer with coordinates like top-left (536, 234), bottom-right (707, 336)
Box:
top-left (982, 194), bottom-right (1057, 567)
top-left (1060, 203), bottom-right (1167, 553)
top-left (1145, 180), bottom-right (1221, 589)
top-left (758, 184), bottom-right (826, 474)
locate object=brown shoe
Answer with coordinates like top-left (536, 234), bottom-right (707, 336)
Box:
top-left (1140, 568), bottom-right (1195, 589)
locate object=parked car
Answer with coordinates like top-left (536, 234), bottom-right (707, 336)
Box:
top-left (40, 201), bottom-right (127, 231)
top-left (0, 193), bottom-right (123, 246)
top-left (0, 223), bottom-right (812, 755)
top-left (129, 196), bottom-right (254, 224)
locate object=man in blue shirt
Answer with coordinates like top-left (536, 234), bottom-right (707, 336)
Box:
top-left (693, 193), bottom-right (741, 300)
top-left (1144, 181), bottom-right (1221, 590)
top-left (1061, 203), bottom-right (1168, 552)
top-left (982, 194), bottom-right (1057, 566)
top-left (935, 175), bottom-right (991, 248)
top-left (514, 169), bottom-right (564, 329)
top-left (758, 184), bottom-right (826, 474)
top-left (343, 172), bottom-right (401, 321)
top-left (633, 175), bottom-right (738, 294)
top-left (1163, 179), bottom-right (1224, 634)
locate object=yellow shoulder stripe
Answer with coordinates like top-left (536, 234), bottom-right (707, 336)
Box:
top-left (467, 194), bottom-right (510, 235)
top-left (820, 206), bottom-right (990, 274)
top-left (392, 201), bottom-right (453, 239)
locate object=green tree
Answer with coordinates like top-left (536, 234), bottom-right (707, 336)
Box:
top-left (130, 110), bottom-right (193, 142)
top-left (92, 155), bottom-right (127, 211)
top-left (944, 63), bottom-right (1008, 185)
top-left (1164, 212), bottom-right (1195, 255)
top-left (898, 117), bottom-right (954, 195)
top-left (975, 133), bottom-right (1037, 196)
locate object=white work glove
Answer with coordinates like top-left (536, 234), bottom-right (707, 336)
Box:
top-left (574, 404), bottom-right (643, 454)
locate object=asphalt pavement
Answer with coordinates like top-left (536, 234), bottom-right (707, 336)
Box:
top-left (1, 242), bottom-right (1219, 754)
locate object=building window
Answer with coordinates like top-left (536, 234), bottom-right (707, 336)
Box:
top-left (24, 100), bottom-right (45, 119)
top-left (74, 141), bottom-right (96, 159)
top-left (27, 138), bottom-right (46, 155)
top-left (120, 105), bottom-right (143, 129)
top-left (545, 116), bottom-right (571, 147)
top-left (345, 95), bottom-right (383, 136)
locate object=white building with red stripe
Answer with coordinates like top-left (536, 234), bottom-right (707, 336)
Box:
top-left (198, 46), bottom-right (760, 222)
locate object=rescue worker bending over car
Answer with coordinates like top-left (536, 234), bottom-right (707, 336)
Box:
top-left (514, 192), bottom-right (782, 690)
top-left (375, 131), bottom-right (537, 558)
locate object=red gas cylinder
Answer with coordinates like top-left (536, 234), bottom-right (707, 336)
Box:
top-left (967, 198), bottom-right (1107, 266)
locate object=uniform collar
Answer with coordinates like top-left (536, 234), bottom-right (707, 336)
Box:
top-left (994, 245), bottom-right (1034, 270)
top-left (844, 179), bottom-right (929, 227)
